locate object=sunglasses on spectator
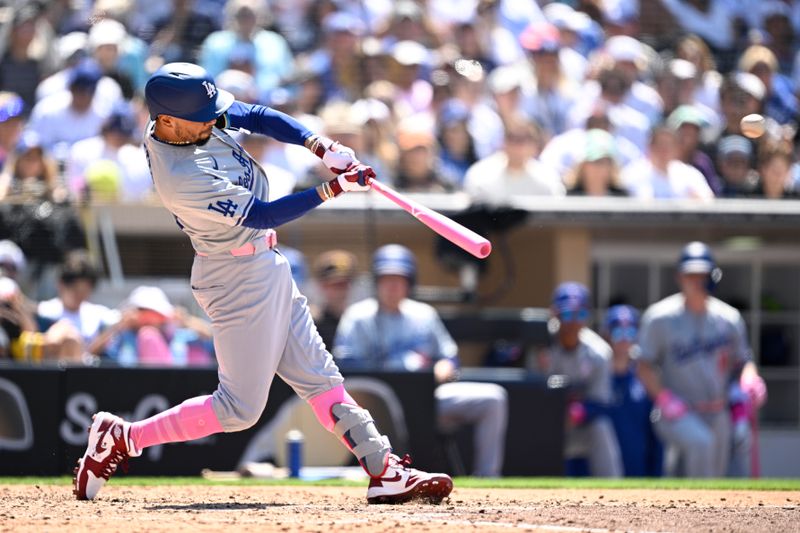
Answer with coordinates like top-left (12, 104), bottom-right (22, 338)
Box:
top-left (610, 326), bottom-right (637, 343)
top-left (558, 309), bottom-right (589, 323)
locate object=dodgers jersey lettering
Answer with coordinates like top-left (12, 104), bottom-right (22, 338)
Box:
top-left (144, 121), bottom-right (270, 255)
top-left (637, 293), bottom-right (751, 406)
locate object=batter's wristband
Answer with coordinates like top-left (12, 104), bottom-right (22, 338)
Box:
top-left (328, 177), bottom-right (344, 197)
top-left (305, 135), bottom-right (327, 159)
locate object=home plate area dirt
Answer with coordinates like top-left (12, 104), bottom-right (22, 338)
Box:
top-left (2, 485), bottom-right (799, 532)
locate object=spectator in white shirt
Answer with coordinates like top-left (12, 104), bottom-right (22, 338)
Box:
top-left (622, 126), bottom-right (714, 200)
top-left (65, 104), bottom-right (151, 203)
top-left (27, 60), bottom-right (115, 159)
top-left (464, 118), bottom-right (565, 206)
top-left (37, 250), bottom-right (118, 358)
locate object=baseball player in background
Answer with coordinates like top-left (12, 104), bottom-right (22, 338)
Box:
top-left (637, 242), bottom-right (767, 477)
top-left (602, 305), bottom-right (663, 477)
top-left (333, 245), bottom-right (508, 477)
top-left (539, 282), bottom-right (623, 478)
top-left (73, 63), bottom-right (453, 504)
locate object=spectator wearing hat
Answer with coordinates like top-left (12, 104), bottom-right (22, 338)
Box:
top-left (35, 32), bottom-right (125, 110)
top-left (595, 36), bottom-right (663, 125)
top-left (65, 103), bottom-right (151, 203)
top-left (622, 126), bottom-right (714, 200)
top-left (311, 250), bottom-right (358, 350)
top-left (150, 0), bottom-right (218, 65)
top-left (563, 129), bottom-right (627, 197)
top-left (200, 0), bottom-right (293, 101)
top-left (668, 105), bottom-right (723, 195)
top-left (0, 131), bottom-right (65, 203)
top-left (0, 240), bottom-right (27, 283)
top-left (351, 98), bottom-right (398, 182)
top-left (716, 135), bottom-right (759, 197)
top-left (88, 18), bottom-right (149, 99)
top-left (464, 118), bottom-right (564, 205)
top-left (100, 286), bottom-right (213, 366)
top-left (0, 93), bottom-right (25, 172)
top-left (602, 305), bottom-right (663, 478)
top-left (739, 45), bottom-right (799, 126)
top-left (436, 99), bottom-right (478, 188)
top-left (394, 121), bottom-right (450, 192)
top-left (27, 59), bottom-right (115, 154)
top-left (518, 23), bottom-right (578, 137)
top-left (388, 40), bottom-right (433, 117)
top-left (0, 5), bottom-right (46, 109)
top-left (714, 72), bottom-right (766, 140)
top-left (301, 11), bottom-right (364, 103)
top-left (541, 105), bottom-right (642, 180)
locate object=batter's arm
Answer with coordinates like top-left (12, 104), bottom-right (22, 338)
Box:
top-left (222, 101), bottom-right (313, 145)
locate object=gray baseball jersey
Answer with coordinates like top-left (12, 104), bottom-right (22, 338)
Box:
top-left (547, 327), bottom-right (613, 403)
top-left (144, 121), bottom-right (344, 431)
top-left (637, 293), bottom-right (751, 406)
top-left (547, 327), bottom-right (622, 476)
top-left (144, 121), bottom-right (269, 255)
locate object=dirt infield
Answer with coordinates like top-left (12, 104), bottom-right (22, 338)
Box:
top-left (1, 484), bottom-right (799, 532)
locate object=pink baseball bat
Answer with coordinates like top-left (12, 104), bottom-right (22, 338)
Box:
top-left (370, 179), bottom-right (492, 259)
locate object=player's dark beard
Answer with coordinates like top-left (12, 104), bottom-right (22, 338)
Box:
top-left (195, 129), bottom-right (214, 146)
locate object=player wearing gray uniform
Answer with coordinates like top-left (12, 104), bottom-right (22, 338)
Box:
top-left (74, 63), bottom-right (453, 504)
top-left (637, 242), bottom-right (767, 478)
top-left (542, 282), bottom-right (623, 478)
top-left (334, 245), bottom-right (508, 477)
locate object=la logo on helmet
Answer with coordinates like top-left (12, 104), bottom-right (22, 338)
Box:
top-left (201, 81), bottom-right (217, 98)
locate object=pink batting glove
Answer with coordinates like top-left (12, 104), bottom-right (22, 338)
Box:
top-left (656, 389), bottom-right (688, 421)
top-left (740, 373), bottom-right (767, 408)
top-left (567, 401), bottom-right (587, 427)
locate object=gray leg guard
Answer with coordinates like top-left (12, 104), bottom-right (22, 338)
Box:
top-left (331, 403), bottom-right (392, 477)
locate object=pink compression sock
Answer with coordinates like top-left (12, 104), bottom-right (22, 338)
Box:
top-left (129, 395), bottom-right (223, 450)
top-left (308, 385), bottom-right (357, 431)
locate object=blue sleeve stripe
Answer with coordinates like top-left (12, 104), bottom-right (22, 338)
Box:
top-left (236, 195), bottom-right (255, 226)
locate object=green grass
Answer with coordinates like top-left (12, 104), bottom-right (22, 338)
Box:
top-left (3, 477), bottom-right (800, 491)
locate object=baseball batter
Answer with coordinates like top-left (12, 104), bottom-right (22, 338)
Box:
top-left (637, 242), bottom-right (767, 477)
top-left (73, 63), bottom-right (453, 504)
top-left (542, 282), bottom-right (623, 478)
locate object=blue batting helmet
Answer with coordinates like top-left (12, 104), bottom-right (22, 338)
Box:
top-left (552, 282), bottom-right (590, 322)
top-left (372, 244), bottom-right (417, 284)
top-left (144, 62), bottom-right (234, 122)
top-left (678, 241), bottom-right (722, 291)
top-left (603, 304), bottom-right (639, 342)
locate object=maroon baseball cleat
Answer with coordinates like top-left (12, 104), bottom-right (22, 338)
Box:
top-left (73, 412), bottom-right (141, 500)
top-left (366, 454), bottom-right (453, 504)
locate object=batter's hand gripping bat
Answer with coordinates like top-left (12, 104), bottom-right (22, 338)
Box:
top-left (369, 179), bottom-right (492, 259)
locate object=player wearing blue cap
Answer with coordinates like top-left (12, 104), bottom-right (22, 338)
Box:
top-left (74, 63), bottom-right (453, 504)
top-left (334, 244), bottom-right (509, 477)
top-left (602, 305), bottom-right (663, 477)
top-left (637, 242), bottom-right (767, 477)
top-left (540, 282), bottom-right (622, 477)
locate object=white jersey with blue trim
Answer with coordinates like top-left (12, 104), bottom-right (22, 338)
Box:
top-left (637, 293), bottom-right (751, 406)
top-left (144, 121), bottom-right (270, 255)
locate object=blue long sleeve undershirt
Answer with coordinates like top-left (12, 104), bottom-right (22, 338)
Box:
top-left (241, 188), bottom-right (324, 229)
top-left (224, 101), bottom-right (313, 145)
top-left (223, 100), bottom-right (323, 229)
